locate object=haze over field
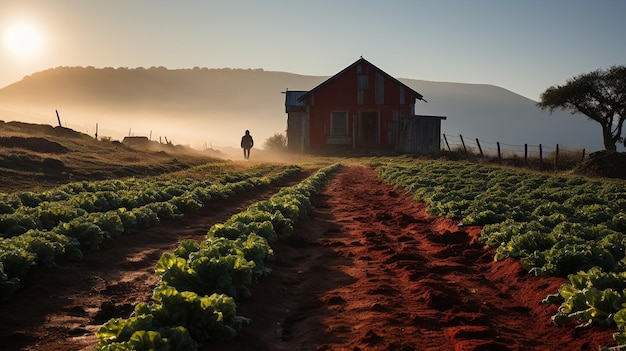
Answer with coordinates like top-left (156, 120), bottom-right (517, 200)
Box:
top-left (0, 1), bottom-right (623, 151)
top-left (0, 66), bottom-right (606, 151)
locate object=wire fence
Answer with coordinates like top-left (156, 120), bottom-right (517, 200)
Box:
top-left (441, 133), bottom-right (588, 171)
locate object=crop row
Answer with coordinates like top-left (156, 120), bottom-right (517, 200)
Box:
top-left (377, 159), bottom-right (626, 346)
top-left (95, 163), bottom-right (342, 350)
top-left (0, 165), bottom-right (301, 301)
top-left (0, 164), bottom-right (284, 217)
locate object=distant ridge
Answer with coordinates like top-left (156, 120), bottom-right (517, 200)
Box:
top-left (0, 66), bottom-right (606, 151)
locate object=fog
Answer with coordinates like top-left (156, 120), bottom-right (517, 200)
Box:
top-left (0, 67), bottom-right (324, 151)
top-left (0, 103), bottom-right (286, 151)
top-left (0, 66), bottom-right (619, 154)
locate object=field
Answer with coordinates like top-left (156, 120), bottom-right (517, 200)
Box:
top-left (0, 122), bottom-right (625, 350)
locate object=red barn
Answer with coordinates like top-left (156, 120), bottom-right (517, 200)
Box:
top-left (285, 57), bottom-right (445, 153)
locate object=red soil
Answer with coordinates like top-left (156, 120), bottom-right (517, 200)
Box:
top-left (0, 165), bottom-right (618, 350)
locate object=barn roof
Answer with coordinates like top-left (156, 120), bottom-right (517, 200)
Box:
top-left (297, 57), bottom-right (426, 102)
top-left (284, 90), bottom-right (307, 107)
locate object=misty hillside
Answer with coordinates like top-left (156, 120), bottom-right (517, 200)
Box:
top-left (0, 66), bottom-right (606, 151)
top-left (404, 79), bottom-right (604, 151)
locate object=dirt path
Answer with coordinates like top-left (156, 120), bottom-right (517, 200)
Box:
top-left (0, 165), bottom-right (618, 350)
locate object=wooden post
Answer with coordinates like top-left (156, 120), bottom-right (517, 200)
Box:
top-left (554, 144), bottom-right (559, 171)
top-left (539, 144), bottom-right (543, 171)
top-left (352, 116), bottom-right (356, 149)
top-left (56, 110), bottom-right (61, 127)
top-left (497, 142), bottom-right (501, 164)
top-left (581, 149), bottom-right (586, 160)
top-left (443, 134), bottom-right (451, 151)
top-left (524, 144), bottom-right (528, 167)
top-left (460, 134), bottom-right (468, 158)
top-left (476, 138), bottom-right (484, 158)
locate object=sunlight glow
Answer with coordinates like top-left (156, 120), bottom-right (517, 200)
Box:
top-left (3, 20), bottom-right (43, 58)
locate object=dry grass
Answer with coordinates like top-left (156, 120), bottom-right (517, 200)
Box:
top-left (0, 121), bottom-right (224, 192)
top-left (431, 146), bottom-right (588, 172)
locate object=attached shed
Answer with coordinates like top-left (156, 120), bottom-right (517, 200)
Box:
top-left (285, 90), bottom-right (308, 153)
top-left (395, 115), bottom-right (447, 153)
top-left (285, 57), bottom-right (446, 153)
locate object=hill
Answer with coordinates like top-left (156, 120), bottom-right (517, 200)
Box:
top-left (403, 79), bottom-right (604, 151)
top-left (0, 120), bottom-right (219, 192)
top-left (0, 66), bottom-right (608, 151)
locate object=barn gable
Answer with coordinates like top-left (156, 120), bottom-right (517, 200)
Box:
top-left (298, 57), bottom-right (425, 105)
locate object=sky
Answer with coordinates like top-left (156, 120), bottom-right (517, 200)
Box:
top-left (0, 0), bottom-right (625, 102)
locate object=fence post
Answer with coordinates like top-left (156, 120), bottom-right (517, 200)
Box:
top-left (554, 144), bottom-right (559, 171)
top-left (524, 144), bottom-right (528, 167)
top-left (460, 134), bottom-right (468, 158)
top-left (497, 142), bottom-right (501, 164)
top-left (476, 138), bottom-right (484, 158)
top-left (539, 144), bottom-right (543, 171)
top-left (581, 148), bottom-right (586, 161)
top-left (443, 134), bottom-right (451, 151)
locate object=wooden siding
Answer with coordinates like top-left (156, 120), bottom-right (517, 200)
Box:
top-left (395, 115), bottom-right (447, 153)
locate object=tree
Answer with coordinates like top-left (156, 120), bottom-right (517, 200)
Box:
top-left (537, 65), bottom-right (626, 151)
top-left (263, 133), bottom-right (288, 152)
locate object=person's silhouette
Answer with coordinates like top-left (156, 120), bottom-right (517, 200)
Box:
top-left (240, 130), bottom-right (254, 159)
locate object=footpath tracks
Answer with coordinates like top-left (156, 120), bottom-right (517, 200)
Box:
top-left (296, 164), bottom-right (516, 350)
top-left (315, 165), bottom-right (615, 351)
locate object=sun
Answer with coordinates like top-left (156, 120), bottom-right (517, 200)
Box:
top-left (3, 20), bottom-right (44, 59)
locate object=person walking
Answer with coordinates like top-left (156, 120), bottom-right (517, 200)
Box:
top-left (240, 130), bottom-right (254, 159)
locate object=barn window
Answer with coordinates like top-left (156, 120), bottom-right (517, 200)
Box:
top-left (357, 74), bottom-right (368, 105)
top-left (375, 72), bottom-right (384, 105)
top-left (330, 111), bottom-right (348, 136)
top-left (358, 74), bottom-right (369, 90)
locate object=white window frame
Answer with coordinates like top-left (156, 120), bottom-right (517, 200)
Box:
top-left (330, 111), bottom-right (348, 137)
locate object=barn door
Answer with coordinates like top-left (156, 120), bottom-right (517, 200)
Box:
top-left (358, 111), bottom-right (379, 147)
